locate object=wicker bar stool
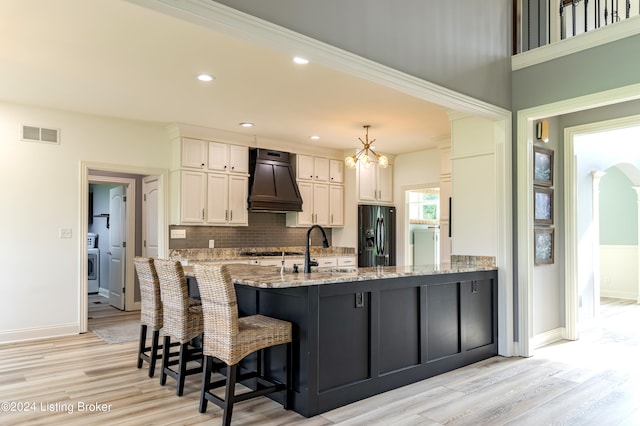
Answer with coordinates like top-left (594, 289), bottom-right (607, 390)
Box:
top-left (154, 259), bottom-right (204, 396)
top-left (133, 257), bottom-right (168, 377)
top-left (194, 264), bottom-right (292, 426)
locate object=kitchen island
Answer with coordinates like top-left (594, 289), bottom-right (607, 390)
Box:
top-left (184, 263), bottom-right (498, 417)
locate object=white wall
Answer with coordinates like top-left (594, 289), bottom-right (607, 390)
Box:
top-left (0, 102), bottom-right (170, 343)
top-left (600, 245), bottom-right (639, 300)
top-left (393, 148), bottom-right (441, 266)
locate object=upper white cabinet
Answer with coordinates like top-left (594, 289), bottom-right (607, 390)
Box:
top-left (181, 137), bottom-right (207, 169)
top-left (329, 159), bottom-right (343, 183)
top-left (357, 163), bottom-right (393, 204)
top-left (180, 137), bottom-right (248, 174)
top-left (208, 142), bottom-right (249, 174)
top-left (297, 155), bottom-right (329, 182)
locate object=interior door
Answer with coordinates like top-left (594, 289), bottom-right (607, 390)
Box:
top-left (143, 177), bottom-right (159, 258)
top-left (109, 185), bottom-right (126, 310)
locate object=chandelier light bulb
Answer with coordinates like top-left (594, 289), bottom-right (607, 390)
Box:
top-left (378, 155), bottom-right (389, 168)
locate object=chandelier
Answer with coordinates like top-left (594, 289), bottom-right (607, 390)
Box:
top-left (344, 125), bottom-right (388, 169)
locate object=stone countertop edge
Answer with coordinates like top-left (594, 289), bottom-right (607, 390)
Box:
top-left (183, 263), bottom-right (497, 289)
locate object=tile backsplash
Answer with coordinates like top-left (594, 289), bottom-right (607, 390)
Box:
top-left (169, 212), bottom-right (333, 249)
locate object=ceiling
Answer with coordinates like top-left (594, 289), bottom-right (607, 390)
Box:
top-left (0, 0), bottom-right (452, 155)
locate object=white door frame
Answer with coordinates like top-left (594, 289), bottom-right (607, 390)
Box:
top-left (80, 161), bottom-right (168, 333)
top-left (515, 83), bottom-right (640, 357)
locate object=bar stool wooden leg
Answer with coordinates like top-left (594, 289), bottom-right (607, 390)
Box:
top-left (148, 330), bottom-right (161, 377)
top-left (137, 324), bottom-right (148, 369)
top-left (160, 335), bottom-right (170, 386)
top-left (223, 364), bottom-right (238, 426)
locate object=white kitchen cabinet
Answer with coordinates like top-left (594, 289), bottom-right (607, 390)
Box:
top-left (329, 159), bottom-right (343, 183)
top-left (329, 185), bottom-right (344, 227)
top-left (208, 142), bottom-right (248, 174)
top-left (179, 138), bottom-right (248, 174)
top-left (357, 163), bottom-right (393, 204)
top-left (296, 154), bottom-right (329, 182)
top-left (286, 182), bottom-right (332, 227)
top-left (227, 175), bottom-right (248, 225)
top-left (171, 137), bottom-right (249, 226)
top-left (178, 170), bottom-right (207, 223)
top-left (206, 173), bottom-right (248, 226)
top-left (181, 137), bottom-right (207, 169)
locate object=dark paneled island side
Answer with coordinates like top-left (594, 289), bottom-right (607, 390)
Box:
top-left (185, 264), bottom-right (498, 417)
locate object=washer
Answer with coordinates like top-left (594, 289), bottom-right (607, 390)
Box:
top-left (88, 233), bottom-right (100, 293)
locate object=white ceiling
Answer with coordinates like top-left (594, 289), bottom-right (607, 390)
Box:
top-left (0, 0), bottom-right (453, 155)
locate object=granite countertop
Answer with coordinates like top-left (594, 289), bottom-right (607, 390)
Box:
top-left (183, 262), bottom-right (497, 289)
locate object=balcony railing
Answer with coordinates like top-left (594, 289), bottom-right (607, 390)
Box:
top-left (517, 0), bottom-right (640, 53)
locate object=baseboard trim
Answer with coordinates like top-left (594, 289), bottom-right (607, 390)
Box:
top-left (532, 327), bottom-right (566, 349)
top-left (0, 323), bottom-right (79, 345)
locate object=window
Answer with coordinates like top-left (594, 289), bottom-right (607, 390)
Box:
top-left (408, 189), bottom-right (439, 224)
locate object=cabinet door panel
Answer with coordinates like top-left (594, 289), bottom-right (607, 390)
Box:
top-left (228, 175), bottom-right (248, 225)
top-left (297, 155), bottom-right (315, 181)
top-left (329, 159), bottom-right (343, 183)
top-left (182, 138), bottom-right (206, 169)
top-left (313, 183), bottom-right (329, 225)
top-left (229, 145), bottom-right (248, 174)
top-left (181, 171), bottom-right (206, 223)
top-left (357, 165), bottom-right (377, 202)
top-left (462, 279), bottom-right (494, 350)
top-left (313, 157), bottom-right (329, 182)
top-left (426, 282), bottom-right (460, 361)
top-left (208, 142), bottom-right (228, 172)
top-left (319, 293), bottom-right (370, 392)
top-left (206, 173), bottom-right (228, 224)
top-left (379, 287), bottom-right (420, 373)
top-left (377, 164), bottom-right (393, 203)
top-left (297, 181), bottom-right (314, 226)
top-left (329, 185), bottom-right (344, 227)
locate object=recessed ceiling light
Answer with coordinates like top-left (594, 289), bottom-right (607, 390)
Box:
top-left (309, 135), bottom-right (320, 140)
top-left (293, 56), bottom-right (309, 65)
top-left (239, 122), bottom-right (254, 128)
top-left (197, 73), bottom-right (214, 82)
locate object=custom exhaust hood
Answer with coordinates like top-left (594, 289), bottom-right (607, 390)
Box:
top-left (248, 148), bottom-right (303, 212)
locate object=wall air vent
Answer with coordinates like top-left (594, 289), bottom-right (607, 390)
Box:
top-left (22, 125), bottom-right (60, 145)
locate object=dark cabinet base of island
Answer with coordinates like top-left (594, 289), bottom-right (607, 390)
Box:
top-left (234, 270), bottom-right (498, 418)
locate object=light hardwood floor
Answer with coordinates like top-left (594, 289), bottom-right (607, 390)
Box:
top-left (0, 297), bottom-right (638, 425)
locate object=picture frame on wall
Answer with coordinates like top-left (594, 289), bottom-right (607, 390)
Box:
top-left (534, 227), bottom-right (554, 265)
top-left (534, 187), bottom-right (554, 225)
top-left (533, 145), bottom-right (554, 187)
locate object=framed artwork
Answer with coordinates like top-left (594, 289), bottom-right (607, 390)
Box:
top-left (533, 146), bottom-right (554, 186)
top-left (534, 187), bottom-right (553, 225)
top-left (534, 227), bottom-right (554, 265)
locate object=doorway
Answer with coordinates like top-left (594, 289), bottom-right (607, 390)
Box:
top-left (80, 161), bottom-right (167, 333)
top-left (88, 177), bottom-right (136, 311)
top-left (406, 188), bottom-right (441, 266)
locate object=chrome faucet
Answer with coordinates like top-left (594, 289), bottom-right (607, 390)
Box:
top-left (304, 224), bottom-right (330, 273)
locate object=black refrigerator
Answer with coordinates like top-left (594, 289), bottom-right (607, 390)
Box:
top-left (358, 204), bottom-right (396, 267)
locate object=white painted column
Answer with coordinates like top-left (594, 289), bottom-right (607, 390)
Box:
top-left (592, 171), bottom-right (606, 317)
top-left (633, 187), bottom-right (640, 304)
